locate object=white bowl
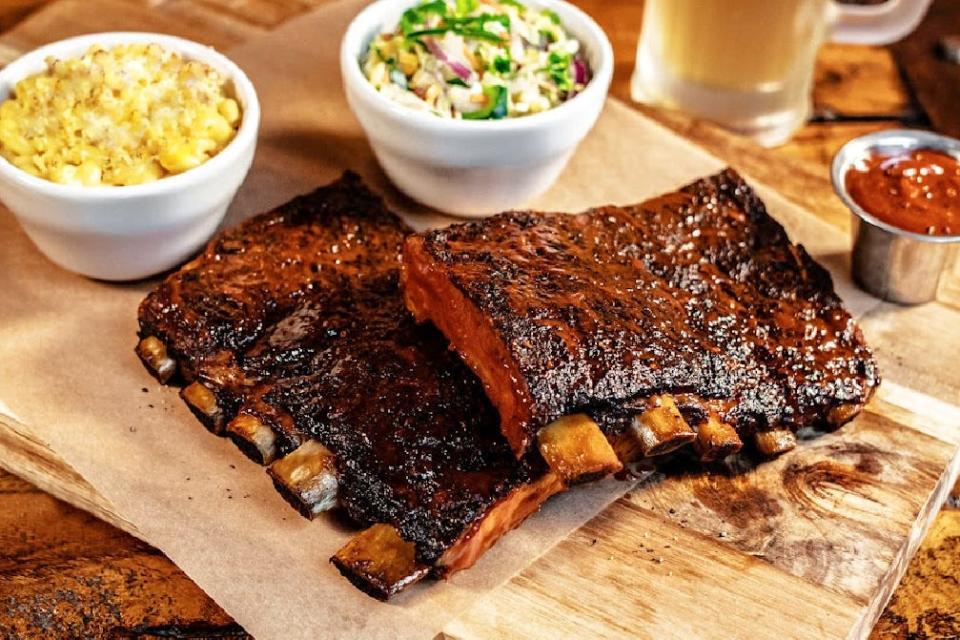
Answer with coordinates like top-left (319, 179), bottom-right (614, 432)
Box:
top-left (0, 32), bottom-right (260, 281)
top-left (340, 0), bottom-right (613, 217)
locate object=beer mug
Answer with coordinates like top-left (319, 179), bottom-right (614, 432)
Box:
top-left (631, 0), bottom-right (933, 146)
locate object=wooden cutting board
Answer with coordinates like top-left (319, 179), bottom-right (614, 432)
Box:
top-left (2, 2), bottom-right (960, 638)
top-left (3, 383), bottom-right (959, 640)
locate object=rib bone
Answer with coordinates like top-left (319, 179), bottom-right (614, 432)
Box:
top-left (332, 523), bottom-right (430, 601)
top-left (754, 429), bottom-right (797, 457)
top-left (537, 414), bottom-right (622, 485)
top-left (630, 395), bottom-right (696, 457)
top-left (694, 413), bottom-right (743, 462)
top-left (827, 403), bottom-right (862, 429)
top-left (226, 413), bottom-right (278, 465)
top-left (267, 440), bottom-right (339, 519)
top-left (180, 382), bottom-right (225, 433)
top-left (136, 336), bottom-right (177, 383)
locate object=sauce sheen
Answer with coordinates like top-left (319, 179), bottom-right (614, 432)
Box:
top-left (845, 149), bottom-right (960, 236)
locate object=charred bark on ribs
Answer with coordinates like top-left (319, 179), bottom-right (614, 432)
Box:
top-left (137, 173), bottom-right (561, 599)
top-left (402, 169), bottom-right (880, 462)
top-left (136, 168), bottom-right (880, 598)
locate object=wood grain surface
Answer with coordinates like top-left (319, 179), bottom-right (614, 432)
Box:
top-left (1, 1), bottom-right (959, 638)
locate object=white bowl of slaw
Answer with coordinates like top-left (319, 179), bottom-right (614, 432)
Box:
top-left (341, 0), bottom-right (613, 216)
top-left (0, 32), bottom-right (260, 281)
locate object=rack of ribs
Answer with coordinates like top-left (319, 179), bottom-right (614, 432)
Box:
top-left (403, 169), bottom-right (880, 469)
top-left (137, 173), bottom-right (566, 599)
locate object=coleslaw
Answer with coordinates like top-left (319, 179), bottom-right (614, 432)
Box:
top-left (361, 0), bottom-right (591, 119)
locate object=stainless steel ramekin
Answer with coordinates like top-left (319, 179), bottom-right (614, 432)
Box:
top-left (831, 129), bottom-right (960, 305)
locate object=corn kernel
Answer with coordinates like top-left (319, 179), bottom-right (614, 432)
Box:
top-left (77, 163), bottom-right (102, 186)
top-left (159, 140), bottom-right (205, 173)
top-left (218, 98), bottom-right (240, 125)
top-left (203, 112), bottom-right (234, 144)
top-left (49, 164), bottom-right (79, 185)
top-left (398, 51), bottom-right (419, 76)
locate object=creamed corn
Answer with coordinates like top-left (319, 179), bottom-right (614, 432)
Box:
top-left (0, 43), bottom-right (242, 186)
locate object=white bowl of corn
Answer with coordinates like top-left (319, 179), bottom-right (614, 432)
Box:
top-left (0, 32), bottom-right (260, 281)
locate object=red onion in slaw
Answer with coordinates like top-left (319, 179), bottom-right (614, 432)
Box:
top-left (425, 37), bottom-right (473, 81)
top-left (573, 58), bottom-right (589, 86)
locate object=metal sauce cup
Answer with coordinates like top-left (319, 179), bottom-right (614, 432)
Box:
top-left (831, 129), bottom-right (960, 305)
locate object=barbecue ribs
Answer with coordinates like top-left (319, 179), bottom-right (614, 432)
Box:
top-left (137, 173), bottom-right (566, 599)
top-left (403, 169), bottom-right (880, 464)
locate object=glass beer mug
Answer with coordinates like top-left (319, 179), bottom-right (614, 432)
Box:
top-left (631, 0), bottom-right (933, 146)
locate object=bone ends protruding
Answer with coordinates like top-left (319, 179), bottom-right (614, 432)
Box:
top-left (694, 414), bottom-right (743, 462)
top-left (754, 429), bottom-right (797, 457)
top-left (827, 403), bottom-right (863, 429)
top-left (180, 382), bottom-right (225, 433)
top-left (136, 336), bottom-right (177, 383)
top-left (267, 440), bottom-right (339, 519)
top-left (630, 396), bottom-right (696, 457)
top-left (537, 414), bottom-right (622, 485)
top-left (332, 523), bottom-right (430, 601)
top-left (227, 413), bottom-right (278, 465)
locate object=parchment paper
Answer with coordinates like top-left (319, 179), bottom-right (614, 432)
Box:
top-left (0, 1), bottom-right (881, 638)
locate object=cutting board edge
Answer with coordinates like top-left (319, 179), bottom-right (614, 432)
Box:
top-left (3, 404), bottom-right (959, 640)
top-left (848, 440), bottom-right (960, 640)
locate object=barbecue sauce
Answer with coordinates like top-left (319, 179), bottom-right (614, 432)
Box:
top-left (844, 149), bottom-right (960, 236)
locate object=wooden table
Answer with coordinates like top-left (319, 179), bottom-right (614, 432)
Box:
top-left (1, 1), bottom-right (958, 637)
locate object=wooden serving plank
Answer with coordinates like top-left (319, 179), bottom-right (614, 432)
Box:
top-left (448, 383), bottom-right (960, 640)
top-left (449, 502), bottom-right (863, 640)
top-left (3, 384), bottom-right (958, 639)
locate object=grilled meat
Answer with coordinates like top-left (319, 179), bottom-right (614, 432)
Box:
top-left (403, 169), bottom-right (880, 460)
top-left (137, 172), bottom-right (404, 386)
top-left (137, 168), bottom-right (879, 598)
top-left (136, 173), bottom-right (565, 599)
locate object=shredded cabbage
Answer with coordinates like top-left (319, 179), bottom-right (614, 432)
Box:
top-left (361, 0), bottom-right (591, 119)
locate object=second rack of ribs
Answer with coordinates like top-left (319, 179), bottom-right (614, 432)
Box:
top-left (403, 169), bottom-right (881, 458)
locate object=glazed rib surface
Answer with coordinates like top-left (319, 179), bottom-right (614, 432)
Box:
top-left (403, 169), bottom-right (880, 457)
top-left (137, 173), bottom-right (553, 598)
